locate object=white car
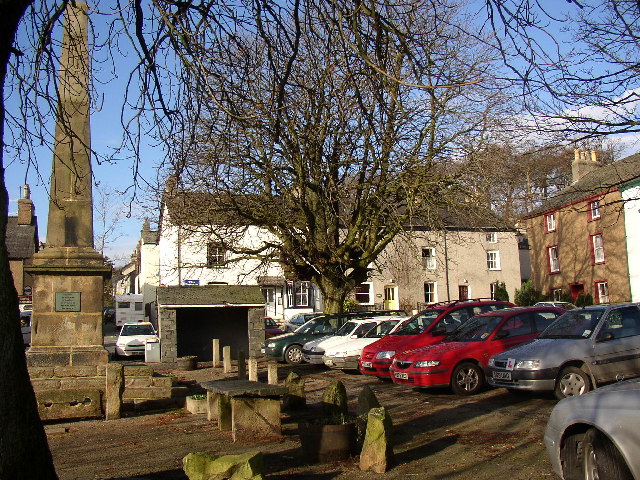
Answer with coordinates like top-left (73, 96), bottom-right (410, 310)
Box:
top-left (302, 317), bottom-right (400, 364)
top-left (323, 317), bottom-right (408, 370)
top-left (115, 322), bottom-right (158, 358)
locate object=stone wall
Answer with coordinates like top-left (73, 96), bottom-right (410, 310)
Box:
top-left (248, 307), bottom-right (265, 359)
top-left (159, 307), bottom-right (177, 362)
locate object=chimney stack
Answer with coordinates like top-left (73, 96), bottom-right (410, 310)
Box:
top-left (17, 184), bottom-right (34, 226)
top-left (572, 149), bottom-right (600, 184)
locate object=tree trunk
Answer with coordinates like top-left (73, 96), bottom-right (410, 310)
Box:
top-left (0, 0), bottom-right (59, 477)
top-left (317, 277), bottom-right (351, 315)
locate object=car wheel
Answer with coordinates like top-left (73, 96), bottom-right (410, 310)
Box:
top-left (583, 428), bottom-right (633, 480)
top-left (451, 362), bottom-right (484, 395)
top-left (555, 366), bottom-right (591, 400)
top-left (560, 432), bottom-right (584, 480)
top-left (284, 344), bottom-right (304, 364)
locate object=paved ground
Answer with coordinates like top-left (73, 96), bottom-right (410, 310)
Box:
top-left (46, 359), bottom-right (559, 480)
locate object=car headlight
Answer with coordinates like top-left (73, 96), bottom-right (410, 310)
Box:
top-left (415, 360), bottom-right (440, 368)
top-left (515, 359), bottom-right (542, 370)
top-left (266, 343), bottom-right (276, 348)
top-left (376, 350), bottom-right (396, 360)
top-left (488, 358), bottom-right (495, 367)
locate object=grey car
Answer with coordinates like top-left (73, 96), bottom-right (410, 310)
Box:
top-left (544, 378), bottom-right (639, 480)
top-left (488, 303), bottom-right (640, 399)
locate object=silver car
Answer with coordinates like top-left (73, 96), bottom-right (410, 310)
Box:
top-left (488, 303), bottom-right (640, 399)
top-left (544, 378), bottom-right (639, 480)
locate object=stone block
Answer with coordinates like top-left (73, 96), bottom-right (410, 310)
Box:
top-left (322, 380), bottom-right (348, 417)
top-left (283, 371), bottom-right (306, 411)
top-left (122, 387), bottom-right (171, 400)
top-left (183, 451), bottom-right (264, 480)
top-left (54, 366), bottom-right (98, 377)
top-left (207, 392), bottom-right (219, 421)
top-left (31, 378), bottom-right (62, 391)
top-left (357, 385), bottom-right (381, 416)
top-left (124, 377), bottom-right (153, 388)
top-left (60, 377), bottom-right (105, 390)
top-left (152, 376), bottom-right (174, 388)
top-left (36, 389), bottom-right (102, 421)
top-left (28, 367), bottom-right (55, 379)
top-left (359, 407), bottom-right (394, 473)
top-left (105, 363), bottom-right (124, 420)
top-left (70, 349), bottom-right (109, 366)
top-left (27, 350), bottom-right (71, 367)
top-left (217, 394), bottom-right (232, 431)
top-left (232, 397), bottom-right (281, 441)
top-left (267, 363), bottom-right (278, 385)
top-left (123, 365), bottom-right (154, 376)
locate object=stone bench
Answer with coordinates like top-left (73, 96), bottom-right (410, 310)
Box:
top-left (201, 379), bottom-right (287, 441)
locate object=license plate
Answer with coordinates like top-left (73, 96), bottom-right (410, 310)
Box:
top-left (493, 371), bottom-right (512, 380)
top-left (394, 372), bottom-right (409, 380)
top-left (361, 361), bottom-right (372, 368)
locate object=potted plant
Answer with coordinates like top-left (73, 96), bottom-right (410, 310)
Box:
top-left (299, 380), bottom-right (357, 463)
top-left (299, 412), bottom-right (357, 463)
top-left (177, 355), bottom-right (198, 371)
top-left (185, 394), bottom-right (208, 414)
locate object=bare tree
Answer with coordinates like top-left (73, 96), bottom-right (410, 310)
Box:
top-left (481, 0), bottom-right (640, 139)
top-left (166, 0), bottom-right (513, 313)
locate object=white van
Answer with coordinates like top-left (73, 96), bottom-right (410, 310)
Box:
top-left (114, 294), bottom-right (144, 327)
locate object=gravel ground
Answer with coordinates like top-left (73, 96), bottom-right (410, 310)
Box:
top-left (46, 362), bottom-right (559, 480)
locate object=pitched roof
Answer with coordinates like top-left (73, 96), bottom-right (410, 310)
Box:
top-left (525, 153), bottom-right (640, 218)
top-left (6, 216), bottom-right (39, 260)
top-left (157, 285), bottom-right (265, 306)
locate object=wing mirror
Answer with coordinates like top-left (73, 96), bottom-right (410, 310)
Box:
top-left (596, 332), bottom-right (614, 343)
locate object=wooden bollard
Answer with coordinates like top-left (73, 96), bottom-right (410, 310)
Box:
top-left (212, 339), bottom-right (220, 368)
top-left (248, 358), bottom-right (258, 381)
top-left (237, 350), bottom-right (246, 379)
top-left (223, 346), bottom-right (232, 373)
top-left (267, 362), bottom-right (278, 385)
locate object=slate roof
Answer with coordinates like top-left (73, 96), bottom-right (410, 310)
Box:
top-left (525, 153), bottom-right (640, 218)
top-left (157, 285), bottom-right (265, 306)
top-left (6, 216), bottom-right (39, 260)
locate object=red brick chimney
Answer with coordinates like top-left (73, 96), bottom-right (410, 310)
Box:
top-left (17, 184), bottom-right (34, 225)
top-left (572, 149), bottom-right (600, 184)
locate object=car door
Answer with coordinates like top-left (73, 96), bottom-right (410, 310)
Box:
top-left (492, 312), bottom-right (537, 354)
top-left (592, 306), bottom-right (640, 383)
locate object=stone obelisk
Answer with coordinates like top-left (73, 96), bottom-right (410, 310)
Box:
top-left (26, 2), bottom-right (111, 369)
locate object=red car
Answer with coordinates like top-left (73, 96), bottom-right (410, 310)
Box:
top-left (264, 317), bottom-right (284, 338)
top-left (359, 299), bottom-right (515, 378)
top-left (389, 306), bottom-right (565, 395)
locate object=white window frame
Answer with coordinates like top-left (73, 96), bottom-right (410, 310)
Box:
top-left (596, 281), bottom-right (609, 304)
top-left (592, 234), bottom-right (605, 264)
top-left (490, 282), bottom-right (496, 300)
top-left (486, 232), bottom-right (497, 243)
top-left (295, 282), bottom-right (309, 307)
top-left (552, 288), bottom-right (562, 301)
top-left (590, 200), bottom-right (601, 220)
top-left (546, 213), bottom-right (556, 232)
top-left (355, 283), bottom-right (373, 305)
top-left (424, 282), bottom-right (436, 303)
top-left (286, 282), bottom-right (294, 307)
top-left (487, 250), bottom-right (501, 270)
top-left (548, 246), bottom-right (560, 273)
top-left (207, 242), bottom-right (226, 266)
top-left (422, 247), bottom-right (436, 270)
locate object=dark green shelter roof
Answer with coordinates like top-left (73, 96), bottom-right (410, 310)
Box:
top-left (157, 285), bottom-right (264, 307)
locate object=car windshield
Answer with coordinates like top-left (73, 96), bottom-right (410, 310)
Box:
top-left (446, 316), bottom-right (503, 342)
top-left (365, 320), bottom-right (400, 338)
top-left (392, 310), bottom-right (441, 335)
top-left (120, 324), bottom-right (155, 336)
top-left (335, 321), bottom-right (360, 336)
top-left (539, 309), bottom-right (604, 339)
top-left (265, 318), bottom-right (277, 327)
top-left (295, 320), bottom-right (319, 333)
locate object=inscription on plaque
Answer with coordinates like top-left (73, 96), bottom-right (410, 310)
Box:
top-left (55, 292), bottom-right (81, 312)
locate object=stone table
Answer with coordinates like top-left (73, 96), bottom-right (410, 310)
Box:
top-left (201, 379), bottom-right (288, 440)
